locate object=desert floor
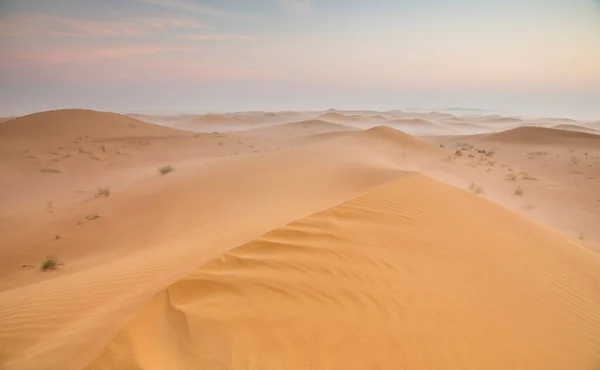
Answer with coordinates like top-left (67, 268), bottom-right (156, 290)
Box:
top-left (1, 108), bottom-right (599, 369)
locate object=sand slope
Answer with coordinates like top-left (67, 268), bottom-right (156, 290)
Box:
top-left (0, 109), bottom-right (189, 151)
top-left (87, 173), bottom-right (600, 369)
top-left (235, 119), bottom-right (357, 138)
top-left (2, 108), bottom-right (600, 370)
top-left (483, 126), bottom-right (600, 145)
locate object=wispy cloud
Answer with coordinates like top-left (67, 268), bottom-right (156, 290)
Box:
top-left (279, 0), bottom-right (312, 14)
top-left (135, 0), bottom-right (230, 17)
top-left (1, 46), bottom-right (199, 63)
top-left (0, 13), bottom-right (206, 38)
top-left (178, 33), bottom-right (254, 40)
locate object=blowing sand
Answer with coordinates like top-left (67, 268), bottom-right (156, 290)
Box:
top-left (1, 109), bottom-right (599, 370)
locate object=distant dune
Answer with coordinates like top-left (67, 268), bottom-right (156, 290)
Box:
top-left (483, 126), bottom-right (600, 145)
top-left (478, 115), bottom-right (524, 124)
top-left (0, 109), bottom-right (190, 151)
top-left (552, 124), bottom-right (599, 135)
top-left (365, 126), bottom-right (444, 153)
top-left (194, 113), bottom-right (249, 123)
top-left (387, 118), bottom-right (436, 126)
top-left (0, 117), bottom-right (17, 123)
top-left (237, 119), bottom-right (357, 138)
top-left (319, 112), bottom-right (351, 120)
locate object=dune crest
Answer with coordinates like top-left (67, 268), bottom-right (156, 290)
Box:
top-left (483, 126), bottom-right (600, 144)
top-left (87, 173), bottom-right (600, 369)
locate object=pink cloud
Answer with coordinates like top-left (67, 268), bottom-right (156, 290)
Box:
top-left (178, 34), bottom-right (254, 40)
top-left (134, 0), bottom-right (230, 17)
top-left (0, 13), bottom-right (206, 38)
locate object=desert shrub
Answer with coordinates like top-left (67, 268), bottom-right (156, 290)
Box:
top-left (96, 187), bottom-right (110, 198)
top-left (468, 182), bottom-right (484, 194)
top-left (40, 257), bottom-right (58, 271)
top-left (158, 165), bottom-right (174, 175)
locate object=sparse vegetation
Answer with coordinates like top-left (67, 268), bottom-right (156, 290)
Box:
top-left (40, 256), bottom-right (58, 271)
top-left (468, 182), bottom-right (484, 194)
top-left (55, 235), bottom-right (61, 240)
top-left (158, 165), bottom-right (174, 175)
top-left (95, 187), bottom-right (111, 198)
top-left (515, 186), bottom-right (523, 196)
top-left (86, 214), bottom-right (100, 221)
top-left (455, 149), bottom-right (463, 157)
top-left (568, 157), bottom-right (580, 166)
top-left (41, 168), bottom-right (61, 173)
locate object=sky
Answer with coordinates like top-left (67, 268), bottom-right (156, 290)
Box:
top-left (1, 0), bottom-right (600, 118)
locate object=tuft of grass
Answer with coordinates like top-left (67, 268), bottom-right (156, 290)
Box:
top-left (455, 149), bottom-right (463, 157)
top-left (40, 256), bottom-right (58, 272)
top-left (515, 186), bottom-right (523, 196)
top-left (158, 165), bottom-right (174, 175)
top-left (95, 187), bottom-right (111, 198)
top-left (468, 182), bottom-right (484, 194)
top-left (55, 235), bottom-right (61, 240)
top-left (41, 168), bottom-right (61, 173)
top-left (86, 214), bottom-right (100, 221)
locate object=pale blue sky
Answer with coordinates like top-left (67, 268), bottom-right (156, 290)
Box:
top-left (1, 0), bottom-right (599, 118)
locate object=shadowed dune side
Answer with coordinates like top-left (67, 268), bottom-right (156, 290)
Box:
top-left (87, 173), bottom-right (600, 370)
top-left (0, 127), bottom-right (439, 370)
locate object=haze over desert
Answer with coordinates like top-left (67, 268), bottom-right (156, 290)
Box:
top-left (1, 0), bottom-right (600, 369)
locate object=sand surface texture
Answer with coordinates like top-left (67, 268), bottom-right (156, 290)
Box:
top-left (1, 109), bottom-right (599, 370)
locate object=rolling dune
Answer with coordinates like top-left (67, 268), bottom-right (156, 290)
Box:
top-left (483, 126), bottom-right (600, 145)
top-left (0, 109), bottom-right (191, 152)
top-left (89, 174), bottom-right (600, 369)
top-left (235, 119), bottom-right (357, 137)
top-left (2, 108), bottom-right (600, 370)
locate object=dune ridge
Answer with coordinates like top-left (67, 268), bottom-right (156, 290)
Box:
top-left (2, 107), bottom-right (600, 370)
top-left (87, 173), bottom-right (600, 369)
top-left (0, 109), bottom-right (190, 151)
top-left (484, 126), bottom-right (600, 145)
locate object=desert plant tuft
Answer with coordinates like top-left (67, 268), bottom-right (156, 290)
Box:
top-left (86, 214), bottom-right (100, 221)
top-left (41, 168), bottom-right (61, 173)
top-left (468, 182), bottom-right (484, 194)
top-left (158, 165), bottom-right (174, 175)
top-left (515, 186), bottom-right (523, 196)
top-left (96, 187), bottom-right (111, 198)
top-left (40, 256), bottom-right (58, 271)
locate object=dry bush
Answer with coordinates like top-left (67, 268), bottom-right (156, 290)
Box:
top-left (95, 188), bottom-right (110, 198)
top-left (158, 165), bottom-right (174, 175)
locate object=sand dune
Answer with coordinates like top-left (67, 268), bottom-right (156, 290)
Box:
top-left (235, 119), bottom-right (357, 137)
top-left (552, 124), bottom-right (600, 135)
top-left (318, 112), bottom-right (365, 121)
top-left (2, 108), bottom-right (600, 370)
top-left (484, 126), bottom-right (600, 145)
top-left (387, 117), bottom-right (435, 126)
top-left (0, 117), bottom-right (17, 123)
top-left (90, 174), bottom-right (600, 369)
top-left (0, 109), bottom-right (190, 152)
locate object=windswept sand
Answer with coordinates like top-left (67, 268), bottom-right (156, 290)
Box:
top-left (1, 109), bottom-right (600, 370)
